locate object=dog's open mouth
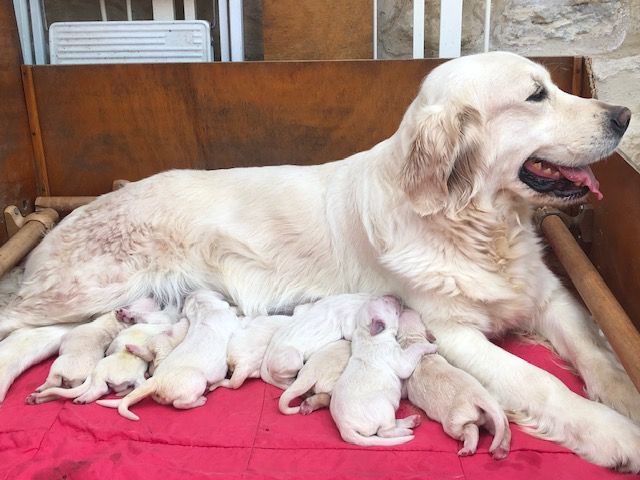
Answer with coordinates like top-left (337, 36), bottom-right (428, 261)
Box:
top-left (518, 157), bottom-right (603, 200)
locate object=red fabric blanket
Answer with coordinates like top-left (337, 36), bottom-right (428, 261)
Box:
top-left (0, 338), bottom-right (633, 480)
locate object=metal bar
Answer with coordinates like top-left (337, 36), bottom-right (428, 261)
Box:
top-left (152, 0), bottom-right (175, 20)
top-left (412, 0), bottom-right (424, 59)
top-left (541, 213), bottom-right (640, 394)
top-left (218, 0), bottom-right (230, 61)
top-left (184, 0), bottom-right (196, 20)
top-left (483, 0), bottom-right (491, 52)
top-left (99, 0), bottom-right (108, 21)
top-left (439, 0), bottom-right (462, 58)
top-left (229, 0), bottom-right (243, 61)
top-left (12, 0), bottom-right (33, 64)
top-left (373, 0), bottom-right (377, 60)
top-left (28, 0), bottom-right (47, 64)
top-left (126, 0), bottom-right (132, 21)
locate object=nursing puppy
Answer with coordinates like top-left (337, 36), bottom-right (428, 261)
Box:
top-left (126, 317), bottom-right (189, 375)
top-left (210, 314), bottom-right (293, 391)
top-left (330, 297), bottom-right (437, 446)
top-left (32, 323), bottom-right (172, 404)
top-left (97, 290), bottom-right (238, 420)
top-left (261, 293), bottom-right (380, 389)
top-left (279, 339), bottom-right (351, 415)
top-left (115, 298), bottom-right (180, 325)
top-left (26, 311), bottom-right (126, 401)
top-left (398, 310), bottom-right (511, 459)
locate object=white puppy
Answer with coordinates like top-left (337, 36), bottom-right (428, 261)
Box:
top-left (26, 311), bottom-right (126, 402)
top-left (97, 290), bottom-right (239, 420)
top-left (115, 298), bottom-right (180, 325)
top-left (126, 317), bottom-right (189, 375)
top-left (398, 309), bottom-right (511, 458)
top-left (210, 314), bottom-right (293, 391)
top-left (279, 339), bottom-right (351, 415)
top-left (330, 297), bottom-right (437, 446)
top-left (261, 293), bottom-right (380, 389)
top-left (31, 322), bottom-right (173, 404)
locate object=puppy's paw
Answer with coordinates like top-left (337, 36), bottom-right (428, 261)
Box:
top-left (405, 414), bottom-right (422, 428)
top-left (490, 446), bottom-right (509, 460)
top-left (115, 308), bottom-right (134, 324)
top-left (457, 447), bottom-right (475, 457)
top-left (25, 393), bottom-right (38, 405)
top-left (299, 400), bottom-right (314, 415)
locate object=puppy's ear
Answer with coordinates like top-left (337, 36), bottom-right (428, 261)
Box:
top-left (400, 104), bottom-right (485, 216)
top-left (370, 317), bottom-right (386, 336)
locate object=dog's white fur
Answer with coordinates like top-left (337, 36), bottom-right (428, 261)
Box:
top-left (0, 52), bottom-right (638, 470)
top-left (260, 293), bottom-right (377, 389)
top-left (27, 311), bottom-right (126, 398)
top-left (279, 339), bottom-right (351, 415)
top-left (209, 314), bottom-right (293, 391)
top-left (398, 309), bottom-right (510, 458)
top-left (330, 297), bottom-right (436, 446)
top-left (97, 290), bottom-right (238, 420)
top-left (32, 322), bottom-right (173, 404)
top-left (126, 317), bottom-right (189, 375)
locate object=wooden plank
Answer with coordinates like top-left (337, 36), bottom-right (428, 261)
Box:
top-left (589, 154), bottom-right (640, 329)
top-left (0, 0), bottom-right (38, 244)
top-left (21, 66), bottom-right (50, 196)
top-left (263, 0), bottom-right (373, 60)
top-left (28, 57), bottom-right (575, 198)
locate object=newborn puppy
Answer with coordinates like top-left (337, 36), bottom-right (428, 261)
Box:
top-left (330, 297), bottom-right (437, 446)
top-left (97, 290), bottom-right (239, 420)
top-left (115, 297), bottom-right (179, 325)
top-left (209, 314), bottom-right (294, 391)
top-left (31, 323), bottom-right (172, 404)
top-left (26, 311), bottom-right (126, 402)
top-left (261, 293), bottom-right (380, 389)
top-left (126, 317), bottom-right (189, 375)
top-left (279, 339), bottom-right (351, 415)
top-left (398, 309), bottom-right (511, 459)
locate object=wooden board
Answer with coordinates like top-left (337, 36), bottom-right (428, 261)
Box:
top-left (0, 0), bottom-right (38, 244)
top-left (590, 155), bottom-right (640, 329)
top-left (27, 57), bottom-right (575, 197)
top-left (263, 0), bottom-right (373, 60)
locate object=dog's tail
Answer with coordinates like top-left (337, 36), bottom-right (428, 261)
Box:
top-left (37, 375), bottom-right (92, 400)
top-left (99, 378), bottom-right (157, 421)
top-left (278, 374), bottom-right (316, 415)
top-left (477, 396), bottom-right (511, 459)
top-left (339, 428), bottom-right (414, 447)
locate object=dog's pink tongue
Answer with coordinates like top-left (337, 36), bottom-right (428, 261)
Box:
top-left (558, 166), bottom-right (603, 200)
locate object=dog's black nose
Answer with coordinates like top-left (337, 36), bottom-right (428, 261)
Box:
top-left (609, 106), bottom-right (632, 136)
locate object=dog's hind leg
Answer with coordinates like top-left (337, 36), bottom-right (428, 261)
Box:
top-left (0, 325), bottom-right (75, 401)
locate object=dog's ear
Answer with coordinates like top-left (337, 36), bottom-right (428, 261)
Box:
top-left (399, 104), bottom-right (485, 216)
top-left (369, 317), bottom-right (386, 336)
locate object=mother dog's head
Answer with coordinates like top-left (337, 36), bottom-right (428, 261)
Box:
top-left (396, 52), bottom-right (631, 215)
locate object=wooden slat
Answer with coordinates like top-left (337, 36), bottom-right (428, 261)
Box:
top-left (263, 0), bottom-right (373, 60)
top-left (27, 57), bottom-right (575, 197)
top-left (0, 0), bottom-right (38, 244)
top-left (21, 66), bottom-right (50, 196)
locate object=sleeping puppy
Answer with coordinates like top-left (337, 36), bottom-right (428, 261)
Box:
top-left (25, 311), bottom-right (126, 402)
top-left (209, 314), bottom-right (294, 391)
top-left (330, 297), bottom-right (436, 446)
top-left (115, 297), bottom-right (180, 325)
top-left (97, 290), bottom-right (239, 420)
top-left (126, 317), bottom-right (189, 375)
top-left (31, 323), bottom-right (173, 404)
top-left (398, 309), bottom-right (511, 459)
top-left (261, 293), bottom-right (382, 389)
top-left (279, 339), bottom-right (351, 415)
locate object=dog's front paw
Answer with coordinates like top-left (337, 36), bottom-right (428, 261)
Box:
top-left (586, 365), bottom-right (640, 423)
top-left (115, 307), bottom-right (134, 324)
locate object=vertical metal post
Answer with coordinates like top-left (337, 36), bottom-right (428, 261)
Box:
top-left (12, 0), bottom-right (33, 64)
top-left (218, 0), bottom-right (230, 61)
top-left (28, 0), bottom-right (47, 64)
top-left (373, 0), bottom-right (378, 59)
top-left (229, 0), bottom-right (243, 61)
top-left (412, 0), bottom-right (424, 59)
top-left (484, 0), bottom-right (491, 52)
top-left (152, 0), bottom-right (175, 20)
top-left (439, 0), bottom-right (462, 58)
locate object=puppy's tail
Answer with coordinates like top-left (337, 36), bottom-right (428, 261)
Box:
top-left (37, 375), bottom-right (92, 400)
top-left (278, 374), bottom-right (316, 415)
top-left (111, 378), bottom-right (157, 421)
top-left (339, 428), bottom-right (414, 447)
top-left (478, 397), bottom-right (511, 459)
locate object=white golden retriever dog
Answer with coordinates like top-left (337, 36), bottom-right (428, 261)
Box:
top-left (0, 52), bottom-right (637, 471)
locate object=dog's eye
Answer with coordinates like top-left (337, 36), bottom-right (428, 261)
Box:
top-left (526, 85), bottom-right (547, 102)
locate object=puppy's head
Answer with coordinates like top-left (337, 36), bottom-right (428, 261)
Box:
top-left (182, 289), bottom-right (230, 321)
top-left (398, 52), bottom-right (631, 210)
top-left (358, 296), bottom-right (402, 338)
